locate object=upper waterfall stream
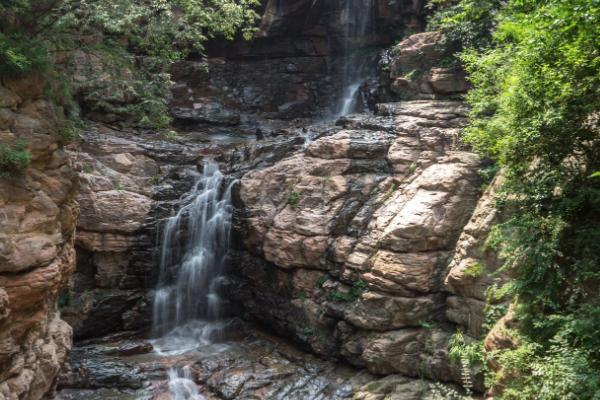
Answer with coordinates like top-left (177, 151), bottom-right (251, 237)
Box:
top-left (336, 0), bottom-right (376, 117)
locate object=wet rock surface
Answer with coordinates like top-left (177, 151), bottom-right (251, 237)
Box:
top-left (54, 321), bottom-right (453, 400)
top-left (172, 0), bottom-right (429, 125)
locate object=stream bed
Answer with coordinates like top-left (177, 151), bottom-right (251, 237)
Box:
top-left (54, 319), bottom-right (387, 400)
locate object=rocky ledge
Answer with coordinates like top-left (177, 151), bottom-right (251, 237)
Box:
top-left (60, 119), bottom-right (308, 341)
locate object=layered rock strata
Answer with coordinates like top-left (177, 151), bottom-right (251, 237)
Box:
top-left (379, 31), bottom-right (469, 101)
top-left (0, 76), bottom-right (78, 400)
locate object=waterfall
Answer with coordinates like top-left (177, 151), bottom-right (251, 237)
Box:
top-left (152, 160), bottom-right (235, 352)
top-left (336, 0), bottom-right (376, 117)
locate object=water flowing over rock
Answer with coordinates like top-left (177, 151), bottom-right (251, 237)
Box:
top-left (62, 124), bottom-right (205, 339)
top-left (168, 367), bottom-right (204, 400)
top-left (0, 76), bottom-right (78, 400)
top-left (171, 1), bottom-right (427, 124)
top-left (336, 0), bottom-right (377, 117)
top-left (55, 321), bottom-right (455, 399)
top-left (153, 160), bottom-right (235, 336)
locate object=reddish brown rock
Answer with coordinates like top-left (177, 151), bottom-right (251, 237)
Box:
top-left (444, 174), bottom-right (510, 337)
top-left (0, 82), bottom-right (78, 400)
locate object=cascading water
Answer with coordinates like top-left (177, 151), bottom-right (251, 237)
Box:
top-left (336, 0), bottom-right (376, 117)
top-left (151, 160), bottom-right (235, 397)
top-left (168, 367), bottom-right (204, 400)
top-left (153, 161), bottom-right (234, 337)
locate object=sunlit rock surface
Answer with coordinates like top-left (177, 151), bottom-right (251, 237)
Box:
top-left (234, 99), bottom-right (482, 386)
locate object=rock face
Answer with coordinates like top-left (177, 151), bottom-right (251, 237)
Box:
top-left (445, 174), bottom-right (509, 338)
top-left (170, 57), bottom-right (340, 123)
top-left (215, 0), bottom-right (426, 58)
top-left (233, 98), bottom-right (483, 385)
top-left (0, 76), bottom-right (78, 400)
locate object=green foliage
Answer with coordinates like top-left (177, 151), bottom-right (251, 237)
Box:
top-left (329, 280), bottom-right (368, 303)
top-left (384, 181), bottom-right (397, 200)
top-left (495, 337), bottom-right (600, 400)
top-left (161, 130), bottom-right (179, 141)
top-left (449, 331), bottom-right (484, 366)
top-left (428, 0), bottom-right (503, 50)
top-left (0, 140), bottom-right (31, 177)
top-left (418, 320), bottom-right (435, 330)
top-left (478, 163), bottom-right (499, 187)
top-left (463, 261), bottom-right (484, 278)
top-left (404, 69), bottom-right (423, 81)
top-left (316, 275), bottom-right (328, 288)
top-left (0, 32), bottom-right (48, 76)
top-left (448, 331), bottom-right (485, 396)
top-left (1, 0), bottom-right (260, 128)
top-left (430, 383), bottom-right (473, 400)
top-left (431, 0), bottom-right (600, 396)
top-left (287, 190), bottom-right (300, 206)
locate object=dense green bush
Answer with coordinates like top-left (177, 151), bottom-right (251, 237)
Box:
top-left (0, 0), bottom-right (260, 127)
top-left (0, 32), bottom-right (48, 76)
top-left (432, 0), bottom-right (600, 397)
top-left (0, 140), bottom-right (31, 177)
top-left (428, 0), bottom-right (503, 49)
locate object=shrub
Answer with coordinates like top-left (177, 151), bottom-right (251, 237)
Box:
top-left (427, 0), bottom-right (504, 50)
top-left (0, 32), bottom-right (48, 76)
top-left (496, 338), bottom-right (600, 400)
top-left (287, 190), bottom-right (300, 206)
top-left (463, 261), bottom-right (484, 278)
top-left (1, 0), bottom-right (261, 128)
top-left (329, 280), bottom-right (368, 303)
top-left (0, 140), bottom-right (31, 177)
top-left (431, 0), bottom-right (600, 396)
